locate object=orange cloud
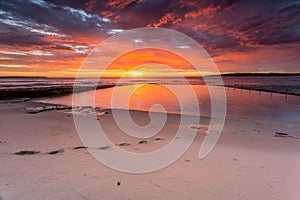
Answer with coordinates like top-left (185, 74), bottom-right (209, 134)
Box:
top-left (85, 0), bottom-right (97, 12)
top-left (106, 0), bottom-right (145, 10)
top-left (101, 11), bottom-right (114, 18)
top-left (103, 48), bottom-right (199, 77)
top-left (213, 46), bottom-right (300, 73)
top-left (149, 13), bottom-right (179, 27)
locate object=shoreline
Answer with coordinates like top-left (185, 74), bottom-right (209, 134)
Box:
top-left (18, 101), bottom-right (299, 124)
top-left (0, 84), bottom-right (115, 100)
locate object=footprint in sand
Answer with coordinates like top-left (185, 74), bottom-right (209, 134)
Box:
top-left (253, 127), bottom-right (261, 133)
top-left (0, 141), bottom-right (8, 145)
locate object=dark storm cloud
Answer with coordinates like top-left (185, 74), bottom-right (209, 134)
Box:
top-left (0, 0), bottom-right (299, 74)
top-left (172, 0), bottom-right (300, 50)
top-left (1, 0), bottom-right (299, 50)
top-left (226, 1), bottom-right (300, 47)
top-left (2, 2), bottom-right (118, 52)
top-left (101, 0), bottom-right (171, 28)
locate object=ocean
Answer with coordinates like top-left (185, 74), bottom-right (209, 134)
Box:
top-left (1, 76), bottom-right (300, 122)
top-left (1, 76), bottom-right (300, 93)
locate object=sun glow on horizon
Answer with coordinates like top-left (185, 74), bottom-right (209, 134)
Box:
top-left (126, 70), bottom-right (145, 77)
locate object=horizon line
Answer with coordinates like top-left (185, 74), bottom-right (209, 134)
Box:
top-left (0, 72), bottom-right (300, 79)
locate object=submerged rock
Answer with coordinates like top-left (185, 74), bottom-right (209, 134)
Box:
top-left (99, 146), bottom-right (113, 151)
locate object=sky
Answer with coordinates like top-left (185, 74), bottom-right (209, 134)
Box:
top-left (0, 0), bottom-right (299, 77)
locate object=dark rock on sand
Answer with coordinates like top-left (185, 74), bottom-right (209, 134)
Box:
top-left (117, 143), bottom-right (130, 147)
top-left (47, 149), bottom-right (64, 155)
top-left (274, 132), bottom-right (298, 139)
top-left (138, 140), bottom-right (148, 144)
top-left (153, 137), bottom-right (165, 141)
top-left (14, 150), bottom-right (40, 155)
top-left (26, 105), bottom-right (71, 114)
top-left (73, 146), bottom-right (87, 149)
top-left (275, 132), bottom-right (288, 136)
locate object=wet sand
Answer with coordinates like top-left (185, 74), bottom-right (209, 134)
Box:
top-left (0, 101), bottom-right (300, 199)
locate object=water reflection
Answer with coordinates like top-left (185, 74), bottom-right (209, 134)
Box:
top-left (37, 84), bottom-right (300, 123)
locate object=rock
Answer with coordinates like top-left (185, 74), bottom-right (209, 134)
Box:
top-left (154, 137), bottom-right (165, 141)
top-left (14, 150), bottom-right (40, 155)
top-left (275, 132), bottom-right (288, 136)
top-left (138, 140), bottom-right (148, 144)
top-left (26, 105), bottom-right (71, 114)
top-left (73, 146), bottom-right (87, 149)
top-left (117, 143), bottom-right (130, 147)
top-left (47, 149), bottom-right (64, 155)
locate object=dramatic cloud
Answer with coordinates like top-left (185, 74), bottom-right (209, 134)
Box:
top-left (0, 0), bottom-right (299, 77)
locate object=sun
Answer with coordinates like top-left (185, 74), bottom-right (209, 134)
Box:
top-left (126, 70), bottom-right (145, 77)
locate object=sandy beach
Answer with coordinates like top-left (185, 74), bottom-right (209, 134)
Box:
top-left (1, 100), bottom-right (300, 200)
